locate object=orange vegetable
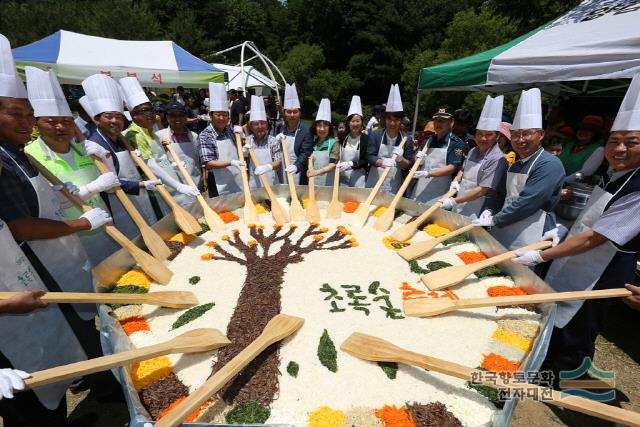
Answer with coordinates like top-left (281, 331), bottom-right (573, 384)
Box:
top-left (374, 405), bottom-right (416, 427)
top-left (247, 240), bottom-right (258, 246)
top-left (487, 286), bottom-right (528, 297)
top-left (119, 316), bottom-right (150, 335)
top-left (456, 251), bottom-right (488, 264)
top-left (343, 200), bottom-right (360, 213)
top-left (400, 282), bottom-right (459, 301)
top-left (313, 235), bottom-right (324, 241)
top-left (217, 210), bottom-right (239, 223)
top-left (200, 253), bottom-right (214, 261)
top-left (337, 225), bottom-right (352, 235)
top-left (205, 241), bottom-right (218, 247)
top-left (156, 397), bottom-right (210, 422)
top-left (481, 353), bottom-right (520, 374)
top-left (221, 235), bottom-right (230, 241)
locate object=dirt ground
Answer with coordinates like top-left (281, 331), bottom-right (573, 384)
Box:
top-left (2, 301), bottom-right (638, 427)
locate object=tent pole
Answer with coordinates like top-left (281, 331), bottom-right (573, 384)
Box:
top-left (411, 91), bottom-right (421, 135)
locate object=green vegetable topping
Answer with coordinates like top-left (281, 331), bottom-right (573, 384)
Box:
top-left (317, 329), bottom-right (338, 373)
top-left (225, 400), bottom-right (270, 424)
top-left (171, 303), bottom-right (214, 330)
top-left (286, 361), bottom-right (299, 378)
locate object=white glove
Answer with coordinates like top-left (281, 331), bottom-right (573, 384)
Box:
top-left (439, 197), bottom-right (456, 210)
top-left (381, 158), bottom-right (396, 168)
top-left (233, 125), bottom-right (244, 136)
top-left (392, 146), bottom-right (404, 158)
top-left (285, 164), bottom-right (298, 174)
top-left (337, 161), bottom-right (353, 171)
top-left (176, 184), bottom-right (200, 197)
top-left (541, 227), bottom-right (561, 246)
top-left (80, 208), bottom-right (112, 230)
top-left (52, 181), bottom-right (79, 195)
top-left (414, 170), bottom-right (429, 179)
top-left (0, 369), bottom-right (29, 399)
top-left (83, 140), bottom-right (111, 160)
top-left (242, 143), bottom-right (251, 154)
top-left (415, 151), bottom-right (425, 159)
top-left (472, 214), bottom-right (495, 227)
top-left (229, 159), bottom-right (245, 169)
top-left (479, 209), bottom-right (492, 220)
top-left (276, 133), bottom-right (286, 142)
top-left (84, 172), bottom-right (120, 194)
top-left (254, 164), bottom-right (273, 175)
top-left (512, 250), bottom-right (544, 266)
top-left (450, 180), bottom-right (461, 192)
top-left (142, 179), bottom-right (162, 191)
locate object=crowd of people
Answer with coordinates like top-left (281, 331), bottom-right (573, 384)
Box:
top-left (0, 32), bottom-right (639, 426)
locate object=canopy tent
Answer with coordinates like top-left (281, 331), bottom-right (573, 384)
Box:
top-left (418, 0), bottom-right (640, 97)
top-left (12, 30), bottom-right (226, 88)
top-left (213, 63), bottom-right (280, 93)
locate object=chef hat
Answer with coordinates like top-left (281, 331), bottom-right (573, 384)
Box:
top-left (315, 98), bottom-right (331, 123)
top-left (208, 82), bottom-right (228, 112)
top-left (79, 95), bottom-right (96, 120)
top-left (476, 95), bottom-right (504, 132)
top-left (611, 74), bottom-right (640, 131)
top-left (25, 66), bottom-right (72, 117)
top-left (512, 88), bottom-right (542, 131)
top-left (283, 83), bottom-right (300, 110)
top-left (385, 84), bottom-right (403, 113)
top-left (81, 74), bottom-right (124, 116)
top-left (119, 77), bottom-right (150, 110)
top-left (248, 95), bottom-right (267, 122)
top-left (347, 95), bottom-right (363, 117)
top-left (0, 34), bottom-right (27, 99)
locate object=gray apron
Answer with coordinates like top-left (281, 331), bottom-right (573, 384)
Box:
top-left (412, 134), bottom-right (452, 204)
top-left (248, 135), bottom-right (278, 189)
top-left (455, 152), bottom-right (485, 218)
top-left (340, 135), bottom-right (366, 187)
top-left (312, 142), bottom-right (333, 187)
top-left (365, 132), bottom-right (403, 193)
top-left (281, 125), bottom-right (302, 185)
top-left (211, 135), bottom-right (243, 196)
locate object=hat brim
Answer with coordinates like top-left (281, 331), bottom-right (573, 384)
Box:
top-left (432, 113), bottom-right (453, 119)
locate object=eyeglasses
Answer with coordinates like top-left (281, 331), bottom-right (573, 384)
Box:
top-left (135, 108), bottom-right (154, 116)
top-left (511, 130), bottom-right (541, 141)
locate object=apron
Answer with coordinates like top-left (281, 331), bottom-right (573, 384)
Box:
top-left (412, 134), bottom-right (452, 204)
top-left (455, 154), bottom-right (485, 218)
top-left (148, 139), bottom-right (196, 208)
top-left (490, 149), bottom-right (547, 250)
top-left (281, 125), bottom-right (302, 185)
top-left (248, 136), bottom-right (278, 189)
top-left (312, 142), bottom-right (333, 187)
top-left (545, 168), bottom-right (639, 327)
top-left (165, 129), bottom-right (202, 188)
top-left (365, 132), bottom-right (404, 193)
top-left (340, 135), bottom-right (366, 187)
top-left (0, 221), bottom-right (87, 409)
top-left (212, 135), bottom-right (243, 196)
top-left (98, 130), bottom-right (160, 237)
top-left (0, 147), bottom-right (96, 321)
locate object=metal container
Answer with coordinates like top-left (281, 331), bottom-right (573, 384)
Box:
top-left (555, 182), bottom-right (594, 220)
top-left (95, 186), bottom-right (556, 427)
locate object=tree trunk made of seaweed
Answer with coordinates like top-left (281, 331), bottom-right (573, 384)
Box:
top-left (209, 223), bottom-right (354, 405)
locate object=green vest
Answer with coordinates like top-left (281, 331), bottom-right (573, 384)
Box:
top-left (25, 138), bottom-right (107, 219)
top-left (559, 140), bottom-right (601, 176)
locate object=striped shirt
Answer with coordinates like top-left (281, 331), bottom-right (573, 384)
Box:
top-left (248, 134), bottom-right (282, 162)
top-left (196, 124), bottom-right (235, 163)
top-left (593, 168), bottom-right (640, 247)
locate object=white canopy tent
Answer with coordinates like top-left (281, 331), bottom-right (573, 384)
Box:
top-left (213, 63), bottom-right (280, 95)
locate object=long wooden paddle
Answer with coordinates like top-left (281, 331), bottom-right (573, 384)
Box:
top-left (234, 133), bottom-right (259, 224)
top-left (0, 290), bottom-right (198, 309)
top-left (390, 187), bottom-right (458, 241)
top-left (404, 288), bottom-right (633, 317)
top-left (23, 328), bottom-right (229, 390)
top-left (155, 314), bottom-right (304, 427)
top-left (305, 156), bottom-right (321, 223)
top-left (325, 145), bottom-right (342, 219)
top-left (120, 138), bottom-right (202, 235)
top-left (422, 240), bottom-right (553, 290)
top-left (247, 146), bottom-right (290, 224)
top-left (280, 137), bottom-right (305, 221)
top-left (92, 156), bottom-right (170, 261)
top-left (397, 224), bottom-right (477, 261)
top-left (341, 332), bottom-right (640, 427)
top-left (373, 138), bottom-right (430, 232)
top-left (27, 154), bottom-right (173, 284)
top-left (162, 141), bottom-right (225, 232)
top-left (351, 137), bottom-right (407, 228)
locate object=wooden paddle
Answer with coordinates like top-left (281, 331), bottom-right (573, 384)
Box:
top-left (26, 154), bottom-right (173, 284)
top-left (247, 146), bottom-right (290, 224)
top-left (351, 137), bottom-right (407, 228)
top-left (341, 332), bottom-right (640, 427)
top-left (390, 187), bottom-right (458, 241)
top-left (155, 314), bottom-right (304, 427)
top-left (280, 137), bottom-right (305, 221)
top-left (325, 145), bottom-right (342, 219)
top-left (397, 224), bottom-right (477, 261)
top-left (162, 141), bottom-right (226, 232)
top-left (421, 240), bottom-right (553, 290)
top-left (373, 138), bottom-right (430, 232)
top-left (23, 328), bottom-right (229, 390)
top-left (404, 288), bottom-right (633, 317)
top-left (305, 156), bottom-right (321, 223)
top-left (120, 138), bottom-right (202, 235)
top-left (91, 156), bottom-right (171, 261)
top-left (0, 290), bottom-right (198, 309)
top-left (234, 133), bottom-right (259, 224)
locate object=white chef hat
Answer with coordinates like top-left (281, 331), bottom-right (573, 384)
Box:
top-left (119, 76), bottom-right (150, 110)
top-left (25, 66), bottom-right (72, 117)
top-left (208, 82), bottom-right (228, 112)
top-left (512, 88), bottom-right (542, 131)
top-left (611, 74), bottom-right (640, 132)
top-left (385, 84), bottom-right (403, 113)
top-left (0, 34), bottom-right (27, 99)
top-left (248, 95), bottom-right (267, 122)
top-left (81, 74), bottom-right (124, 116)
top-left (315, 98), bottom-right (331, 122)
top-left (283, 83), bottom-right (300, 110)
top-left (79, 95), bottom-right (96, 119)
top-left (476, 95), bottom-right (504, 132)
top-left (347, 95), bottom-right (363, 117)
